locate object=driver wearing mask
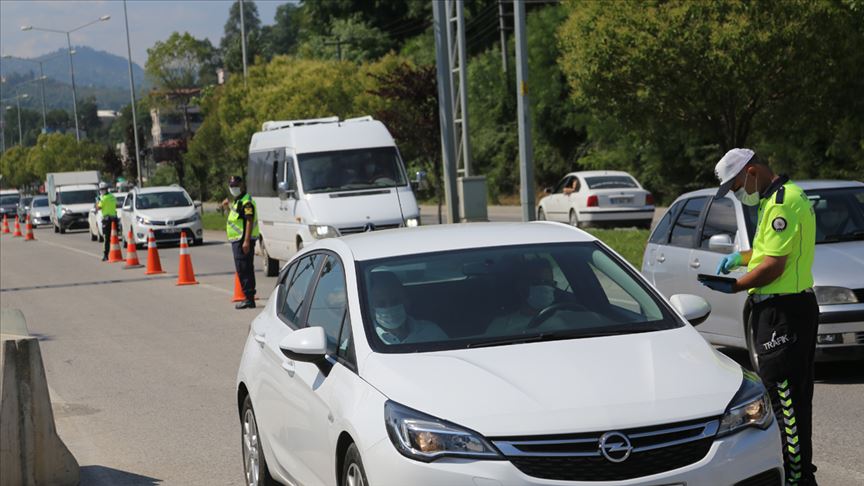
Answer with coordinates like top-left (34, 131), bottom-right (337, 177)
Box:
top-left (370, 272), bottom-right (447, 345)
top-left (487, 259), bottom-right (576, 335)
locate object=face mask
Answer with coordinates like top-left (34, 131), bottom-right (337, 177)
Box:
top-left (229, 186), bottom-right (242, 197)
top-left (375, 304), bottom-right (406, 330)
top-left (527, 285), bottom-right (555, 310)
top-left (734, 172), bottom-right (760, 206)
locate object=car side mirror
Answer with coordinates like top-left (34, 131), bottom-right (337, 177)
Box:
top-left (670, 294), bottom-right (711, 326)
top-left (279, 327), bottom-right (331, 374)
top-left (708, 233), bottom-right (735, 253)
top-left (277, 181), bottom-right (296, 201)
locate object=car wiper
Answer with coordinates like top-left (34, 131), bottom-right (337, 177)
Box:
top-left (466, 333), bottom-right (568, 349)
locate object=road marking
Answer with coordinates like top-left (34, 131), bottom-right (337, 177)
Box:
top-left (1, 271), bottom-right (237, 293)
top-left (25, 238), bottom-right (103, 259)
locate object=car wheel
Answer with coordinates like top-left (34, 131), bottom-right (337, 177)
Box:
top-left (59, 225), bottom-right (66, 234)
top-left (261, 241), bottom-right (279, 277)
top-left (54, 224), bottom-right (59, 233)
top-left (297, 239), bottom-right (304, 251)
top-left (537, 207), bottom-right (546, 221)
top-left (194, 238), bottom-right (203, 246)
top-left (241, 396), bottom-right (277, 486)
top-left (569, 209), bottom-right (580, 227)
top-left (341, 443), bottom-right (369, 486)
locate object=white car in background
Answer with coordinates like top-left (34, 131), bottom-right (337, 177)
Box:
top-left (119, 186), bottom-right (203, 247)
top-left (537, 170), bottom-right (655, 228)
top-left (27, 195), bottom-right (51, 226)
top-left (236, 223), bottom-right (783, 486)
top-left (89, 192), bottom-right (127, 242)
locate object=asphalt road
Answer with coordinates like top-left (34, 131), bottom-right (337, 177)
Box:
top-left (1, 225), bottom-right (862, 485)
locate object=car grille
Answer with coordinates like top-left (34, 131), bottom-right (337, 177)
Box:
top-left (338, 223), bottom-right (401, 235)
top-left (734, 468), bottom-right (783, 486)
top-left (491, 417), bottom-right (719, 481)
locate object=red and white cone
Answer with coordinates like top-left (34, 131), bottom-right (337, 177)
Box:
top-left (123, 229), bottom-right (143, 268)
top-left (176, 230), bottom-right (198, 285)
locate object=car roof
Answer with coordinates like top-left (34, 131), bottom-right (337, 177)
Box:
top-left (318, 222), bottom-right (598, 261)
top-left (250, 119), bottom-right (395, 155)
top-left (134, 186), bottom-right (187, 194)
top-left (677, 179), bottom-right (863, 201)
top-left (564, 170), bottom-right (634, 179)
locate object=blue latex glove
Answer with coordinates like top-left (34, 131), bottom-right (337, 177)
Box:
top-left (716, 252), bottom-right (743, 274)
top-left (701, 279), bottom-right (736, 294)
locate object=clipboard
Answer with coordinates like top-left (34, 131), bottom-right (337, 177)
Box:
top-left (697, 274), bottom-right (737, 284)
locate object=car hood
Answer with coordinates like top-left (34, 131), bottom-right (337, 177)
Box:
top-left (306, 189), bottom-right (407, 228)
top-left (362, 326), bottom-right (742, 437)
top-left (135, 207), bottom-right (196, 221)
top-left (814, 242), bottom-right (864, 290)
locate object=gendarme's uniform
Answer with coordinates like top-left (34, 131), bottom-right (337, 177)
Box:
top-left (746, 175), bottom-right (818, 485)
top-left (99, 193), bottom-right (118, 259)
top-left (227, 193), bottom-right (259, 301)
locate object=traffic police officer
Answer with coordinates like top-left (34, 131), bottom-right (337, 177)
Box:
top-left (97, 182), bottom-right (118, 262)
top-left (705, 148), bottom-right (818, 485)
top-left (226, 175), bottom-right (259, 309)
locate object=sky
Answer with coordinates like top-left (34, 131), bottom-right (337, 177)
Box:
top-left (0, 0), bottom-right (292, 66)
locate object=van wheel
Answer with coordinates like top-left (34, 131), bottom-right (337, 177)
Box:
top-left (59, 225), bottom-right (66, 234)
top-left (297, 239), bottom-right (304, 251)
top-left (537, 208), bottom-right (546, 221)
top-left (240, 396), bottom-right (277, 486)
top-left (341, 443), bottom-right (369, 486)
top-left (262, 242), bottom-right (279, 277)
top-left (569, 209), bottom-right (580, 227)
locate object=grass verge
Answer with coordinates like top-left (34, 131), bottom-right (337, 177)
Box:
top-left (202, 211), bottom-right (228, 231)
top-left (585, 228), bottom-right (650, 269)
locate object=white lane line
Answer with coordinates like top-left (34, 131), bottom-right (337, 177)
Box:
top-left (36, 238), bottom-right (103, 259)
top-left (198, 282), bottom-right (232, 295)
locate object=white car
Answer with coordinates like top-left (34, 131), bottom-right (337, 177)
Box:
top-left (88, 192), bottom-right (127, 242)
top-left (118, 186), bottom-right (203, 247)
top-left (537, 170), bottom-right (655, 228)
top-left (236, 223), bottom-right (783, 486)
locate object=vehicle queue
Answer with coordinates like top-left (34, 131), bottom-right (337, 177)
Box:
top-left (3, 117), bottom-right (860, 486)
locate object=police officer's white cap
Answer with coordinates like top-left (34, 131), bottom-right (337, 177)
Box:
top-left (99, 182), bottom-right (108, 190)
top-left (714, 148), bottom-right (754, 199)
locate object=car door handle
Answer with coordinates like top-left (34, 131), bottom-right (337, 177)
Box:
top-left (689, 259), bottom-right (701, 269)
top-left (281, 359), bottom-right (295, 375)
top-left (253, 332), bottom-right (266, 345)
top-left (657, 254), bottom-right (666, 263)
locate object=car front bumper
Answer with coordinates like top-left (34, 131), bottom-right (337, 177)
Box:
top-left (60, 212), bottom-right (90, 229)
top-left (362, 422), bottom-right (782, 486)
top-left (815, 303), bottom-right (864, 361)
top-left (132, 220), bottom-right (203, 244)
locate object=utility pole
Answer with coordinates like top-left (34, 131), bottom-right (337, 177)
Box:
top-left (498, 0), bottom-right (510, 77)
top-left (123, 0), bottom-right (143, 186)
top-left (447, 0), bottom-right (472, 177)
top-left (433, 0), bottom-right (459, 224)
top-left (514, 0), bottom-right (535, 221)
top-left (239, 0), bottom-right (248, 88)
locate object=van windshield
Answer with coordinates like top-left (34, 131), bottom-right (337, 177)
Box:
top-left (0, 195), bottom-right (20, 205)
top-left (298, 147), bottom-right (407, 194)
top-left (59, 190), bottom-right (97, 205)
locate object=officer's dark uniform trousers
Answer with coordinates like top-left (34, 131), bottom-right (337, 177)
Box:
top-left (102, 216), bottom-right (118, 259)
top-left (233, 238), bottom-right (256, 300)
top-left (746, 291), bottom-right (819, 484)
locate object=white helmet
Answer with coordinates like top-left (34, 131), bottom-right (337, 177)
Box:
top-left (98, 182), bottom-right (109, 191)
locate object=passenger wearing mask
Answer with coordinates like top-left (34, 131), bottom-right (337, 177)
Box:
top-left (369, 272), bottom-right (447, 345)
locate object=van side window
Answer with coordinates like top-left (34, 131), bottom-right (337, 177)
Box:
top-left (700, 197), bottom-right (737, 250)
top-left (648, 200), bottom-right (684, 244)
top-left (669, 197), bottom-right (707, 248)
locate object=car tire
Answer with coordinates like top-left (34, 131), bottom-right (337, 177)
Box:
top-left (194, 238), bottom-right (203, 246)
top-left (261, 240), bottom-right (279, 277)
top-left (59, 225), bottom-right (66, 234)
top-left (240, 396), bottom-right (277, 486)
top-left (54, 224), bottom-right (59, 233)
top-left (341, 443), bottom-right (369, 486)
top-left (537, 207), bottom-right (546, 221)
top-left (569, 209), bottom-right (580, 228)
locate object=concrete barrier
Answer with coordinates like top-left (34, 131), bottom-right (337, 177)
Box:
top-left (1, 308), bottom-right (79, 486)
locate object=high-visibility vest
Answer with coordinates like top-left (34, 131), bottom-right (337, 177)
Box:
top-left (100, 193), bottom-right (117, 217)
top-left (227, 193), bottom-right (259, 241)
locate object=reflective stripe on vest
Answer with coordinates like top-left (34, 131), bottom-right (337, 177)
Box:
top-left (227, 194), bottom-right (259, 241)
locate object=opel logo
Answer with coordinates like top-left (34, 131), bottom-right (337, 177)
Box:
top-left (364, 223), bottom-right (375, 232)
top-left (598, 431), bottom-right (632, 463)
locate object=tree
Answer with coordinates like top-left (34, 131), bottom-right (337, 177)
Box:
top-left (263, 2), bottom-right (304, 57)
top-left (221, 0), bottom-right (267, 74)
top-left (298, 15), bottom-right (392, 62)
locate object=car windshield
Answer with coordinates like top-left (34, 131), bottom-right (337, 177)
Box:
top-left (357, 242), bottom-right (680, 353)
top-left (135, 191), bottom-right (191, 209)
top-left (808, 187), bottom-right (864, 243)
top-left (0, 195), bottom-right (20, 205)
top-left (298, 146), bottom-right (407, 194)
top-left (32, 198), bottom-right (49, 208)
top-left (585, 175), bottom-right (638, 189)
top-left (21, 197), bottom-right (33, 206)
top-left (59, 190), bottom-right (97, 205)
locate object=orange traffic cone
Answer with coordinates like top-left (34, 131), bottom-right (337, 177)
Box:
top-left (232, 273), bottom-right (258, 302)
top-left (1, 215), bottom-right (9, 234)
top-left (144, 229), bottom-right (165, 275)
top-left (123, 229), bottom-right (143, 268)
top-left (24, 214), bottom-right (35, 241)
top-left (107, 221), bottom-right (124, 263)
top-left (176, 230), bottom-right (198, 285)
top-left (12, 217), bottom-right (23, 237)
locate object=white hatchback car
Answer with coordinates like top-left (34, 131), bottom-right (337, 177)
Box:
top-left (236, 223), bottom-right (783, 486)
top-left (537, 170), bottom-right (655, 228)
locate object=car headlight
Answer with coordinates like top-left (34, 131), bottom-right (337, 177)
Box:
top-left (717, 370), bottom-right (773, 437)
top-left (309, 224), bottom-right (338, 239)
top-left (136, 215), bottom-right (151, 225)
top-left (384, 401), bottom-right (501, 462)
top-left (814, 286), bottom-right (858, 305)
top-left (404, 217), bottom-right (420, 228)
top-left (61, 207), bottom-right (70, 215)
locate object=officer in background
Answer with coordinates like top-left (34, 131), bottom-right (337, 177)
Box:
top-left (97, 182), bottom-right (117, 262)
top-left (226, 176), bottom-right (259, 309)
top-left (704, 148), bottom-right (818, 485)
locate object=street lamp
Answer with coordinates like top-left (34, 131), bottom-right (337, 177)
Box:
top-left (3, 52), bottom-right (68, 132)
top-left (21, 15), bottom-right (111, 142)
top-left (3, 93), bottom-right (30, 145)
top-left (122, 0), bottom-right (143, 186)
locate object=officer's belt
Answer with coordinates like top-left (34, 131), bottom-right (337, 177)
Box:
top-left (750, 288), bottom-right (813, 304)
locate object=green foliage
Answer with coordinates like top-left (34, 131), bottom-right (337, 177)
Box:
top-left (221, 0), bottom-right (269, 74)
top-left (263, 3), bottom-right (305, 57)
top-left (201, 211), bottom-right (228, 231)
top-left (298, 15), bottom-right (392, 62)
top-left (0, 133), bottom-right (104, 188)
top-left (150, 164), bottom-right (179, 186)
top-left (585, 228), bottom-right (650, 268)
top-left (146, 32), bottom-right (219, 91)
